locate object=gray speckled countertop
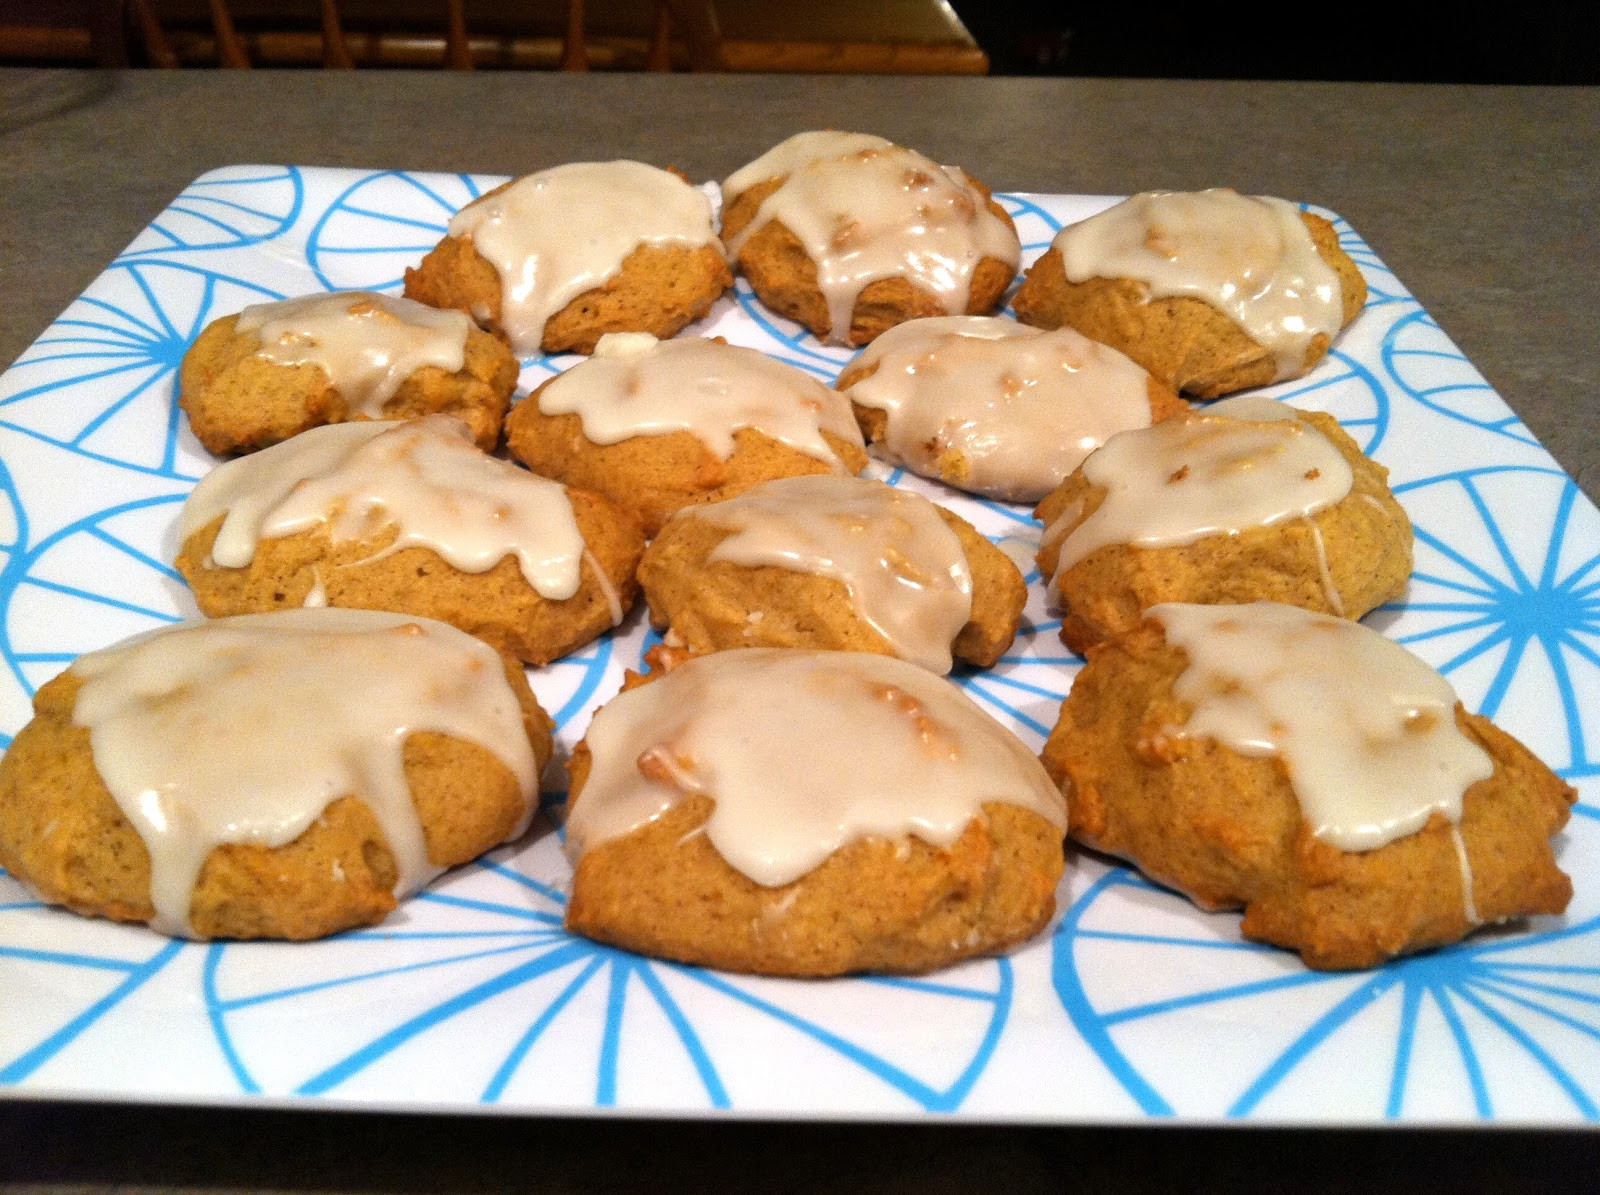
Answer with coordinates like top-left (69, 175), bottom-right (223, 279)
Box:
top-left (1, 68), bottom-right (1599, 1192)
top-left (2, 70), bottom-right (1597, 497)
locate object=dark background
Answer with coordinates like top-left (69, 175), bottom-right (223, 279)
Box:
top-left (952, 1), bottom-right (1600, 83)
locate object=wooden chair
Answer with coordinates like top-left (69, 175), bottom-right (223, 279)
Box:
top-left (114, 0), bottom-right (719, 71)
top-left (4, 1), bottom-right (982, 74)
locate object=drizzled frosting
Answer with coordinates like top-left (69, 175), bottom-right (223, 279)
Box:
top-left (685, 475), bottom-right (973, 674)
top-left (536, 333), bottom-right (863, 464)
top-left (1052, 190), bottom-right (1344, 380)
top-left (1043, 409), bottom-right (1353, 591)
top-left (447, 161), bottom-right (721, 354)
top-left (566, 649), bottom-right (1065, 886)
top-left (722, 130), bottom-right (894, 199)
top-left (180, 416), bottom-right (585, 599)
top-left (236, 292), bottom-right (472, 415)
top-left (723, 134), bottom-right (1021, 344)
top-left (841, 316), bottom-right (1157, 501)
top-left (69, 609), bottom-right (538, 936)
top-left (1151, 602), bottom-right (1494, 852)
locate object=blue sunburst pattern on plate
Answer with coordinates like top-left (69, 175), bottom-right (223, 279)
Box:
top-left (0, 169), bottom-right (1596, 1123)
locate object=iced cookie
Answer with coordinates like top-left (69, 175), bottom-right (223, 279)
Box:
top-left (1041, 602), bottom-right (1575, 969)
top-left (1013, 190), bottom-right (1366, 398)
top-left (179, 291), bottom-right (516, 455)
top-left (0, 610), bottom-right (553, 940)
top-left (565, 648), bottom-right (1067, 976)
top-left (403, 161), bottom-right (730, 356)
top-left (720, 131), bottom-right (1020, 346)
top-left (176, 416), bottom-right (645, 665)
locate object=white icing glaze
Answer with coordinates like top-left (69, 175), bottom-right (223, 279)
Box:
top-left (235, 291), bottom-right (472, 416)
top-left (1044, 410), bottom-right (1354, 588)
top-left (583, 549), bottom-right (625, 628)
top-left (723, 140), bottom-right (1020, 344)
top-left (1151, 602), bottom-right (1494, 852)
top-left (179, 416), bottom-right (585, 600)
top-left (1206, 394), bottom-right (1301, 422)
top-left (1304, 518), bottom-right (1344, 615)
top-left (1052, 190), bottom-right (1344, 381)
top-left (684, 474), bottom-right (974, 674)
top-left (537, 333), bottom-right (863, 465)
top-left (566, 648), bottom-right (1065, 886)
top-left (722, 130), bottom-right (894, 199)
top-left (447, 161), bottom-right (721, 355)
top-left (1450, 824), bottom-right (1481, 925)
top-left (842, 315), bottom-right (1157, 501)
top-left (69, 609), bottom-right (538, 937)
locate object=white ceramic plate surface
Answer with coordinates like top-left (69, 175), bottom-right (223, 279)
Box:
top-left (0, 168), bottom-right (1595, 1124)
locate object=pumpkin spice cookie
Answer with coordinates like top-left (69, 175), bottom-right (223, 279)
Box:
top-left (505, 333), bottom-right (868, 536)
top-left (403, 160), bottom-right (730, 356)
top-left (564, 647), bottom-right (1067, 977)
top-left (1013, 189), bottom-right (1366, 399)
top-left (836, 315), bottom-right (1189, 503)
top-left (179, 290), bottom-right (517, 456)
top-left (720, 131), bottom-right (1021, 347)
top-left (1035, 399), bottom-right (1411, 655)
top-left (638, 474), bottom-right (1026, 673)
top-left (176, 416), bottom-right (645, 665)
top-left (1041, 602), bottom-right (1575, 970)
top-left (0, 609), bottom-right (553, 941)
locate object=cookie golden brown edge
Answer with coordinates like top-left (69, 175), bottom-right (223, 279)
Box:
top-left (1035, 411), bottom-right (1412, 656)
top-left (179, 313), bottom-right (516, 456)
top-left (0, 652), bottom-right (552, 941)
top-left (1013, 210), bottom-right (1366, 400)
top-left (1041, 617), bottom-right (1574, 969)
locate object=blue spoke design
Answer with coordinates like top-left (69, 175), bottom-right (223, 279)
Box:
top-left (1433, 985), bottom-right (1492, 1118)
top-left (1475, 978), bottom-right (1600, 1035)
top-left (17, 576), bottom-right (181, 625)
top-left (1475, 630), bottom-right (1529, 719)
top-left (0, 419), bottom-right (201, 482)
top-left (635, 962), bottom-right (730, 1108)
top-left (1540, 483), bottom-right (1578, 590)
top-left (1102, 970), bottom-right (1343, 1028)
top-left (1453, 984), bottom-right (1597, 1118)
top-left (473, 859), bottom-right (568, 907)
top-left (85, 525), bottom-right (184, 584)
top-left (596, 958), bottom-right (631, 1106)
top-left (395, 171), bottom-right (465, 215)
top-left (71, 365), bottom-right (171, 447)
top-left (173, 194), bottom-right (282, 221)
top-left (1461, 478), bottom-right (1533, 592)
top-left (481, 956), bottom-right (606, 1102)
top-left (1478, 972), bottom-right (1600, 1009)
top-left (1396, 615), bottom-right (1502, 646)
top-left (0, 360), bottom-right (152, 408)
top-left (215, 940), bottom-right (552, 1012)
top-left (0, 940), bottom-right (182, 1085)
top-left (958, 679), bottom-right (1052, 737)
top-left (166, 204), bottom-right (256, 238)
top-left (1410, 527), bottom-right (1513, 598)
top-left (296, 941), bottom-right (593, 1095)
top-left (0, 946), bottom-right (139, 972)
top-left (1405, 571), bottom-right (1497, 599)
top-left (1386, 981), bottom-right (1424, 1118)
top-left (1433, 624), bottom-right (1512, 681)
top-left (411, 890), bottom-right (563, 926)
top-left (680, 961), bottom-right (1011, 1113)
top-left (862, 974), bottom-right (1007, 1000)
top-left (341, 205), bottom-right (450, 233)
top-left (1073, 928), bottom-right (1276, 953)
top-left (1229, 974), bottom-right (1396, 1116)
top-left (204, 944), bottom-right (259, 1094)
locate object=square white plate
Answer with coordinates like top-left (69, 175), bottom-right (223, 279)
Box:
top-left (0, 167), bottom-right (1595, 1124)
